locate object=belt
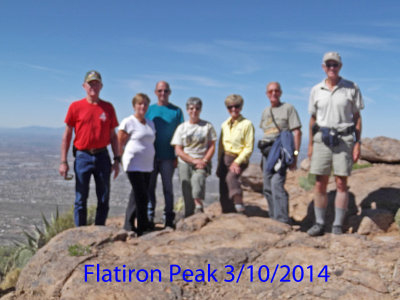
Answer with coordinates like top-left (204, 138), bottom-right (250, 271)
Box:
top-left (224, 151), bottom-right (238, 158)
top-left (337, 126), bottom-right (354, 135)
top-left (78, 147), bottom-right (108, 155)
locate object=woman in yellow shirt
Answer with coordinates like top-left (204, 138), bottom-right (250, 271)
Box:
top-left (216, 94), bottom-right (255, 213)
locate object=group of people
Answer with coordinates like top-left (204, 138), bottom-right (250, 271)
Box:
top-left (59, 51), bottom-right (364, 237)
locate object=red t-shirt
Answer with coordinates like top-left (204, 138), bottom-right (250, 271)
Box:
top-left (65, 98), bottom-right (119, 150)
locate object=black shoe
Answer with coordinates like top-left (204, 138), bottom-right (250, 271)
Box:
top-left (148, 220), bottom-right (155, 230)
top-left (165, 219), bottom-right (175, 229)
top-left (307, 223), bottom-right (325, 237)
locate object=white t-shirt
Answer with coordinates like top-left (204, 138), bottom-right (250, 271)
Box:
top-left (119, 115), bottom-right (156, 172)
top-left (170, 120), bottom-right (217, 162)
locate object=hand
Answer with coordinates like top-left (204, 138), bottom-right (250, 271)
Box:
top-left (289, 157), bottom-right (298, 171)
top-left (112, 161), bottom-right (120, 179)
top-left (229, 162), bottom-right (241, 175)
top-left (59, 162), bottom-right (69, 178)
top-left (193, 158), bottom-right (207, 169)
top-left (353, 142), bottom-right (361, 163)
top-left (307, 143), bottom-right (313, 159)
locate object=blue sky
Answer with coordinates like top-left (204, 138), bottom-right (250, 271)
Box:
top-left (1, 0), bottom-right (400, 140)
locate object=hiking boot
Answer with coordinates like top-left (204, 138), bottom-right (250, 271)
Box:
top-left (332, 225), bottom-right (343, 235)
top-left (307, 223), bottom-right (325, 237)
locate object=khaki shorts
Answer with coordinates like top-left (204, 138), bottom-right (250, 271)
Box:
top-left (310, 131), bottom-right (354, 176)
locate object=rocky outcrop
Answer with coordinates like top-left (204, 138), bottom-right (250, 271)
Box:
top-left (361, 136), bottom-right (400, 163)
top-left (3, 163), bottom-right (400, 299)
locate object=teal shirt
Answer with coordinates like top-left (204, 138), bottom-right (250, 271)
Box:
top-left (146, 103), bottom-right (184, 160)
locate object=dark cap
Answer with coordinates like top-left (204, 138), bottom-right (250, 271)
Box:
top-left (84, 70), bottom-right (102, 83)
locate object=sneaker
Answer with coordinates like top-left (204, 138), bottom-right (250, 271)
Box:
top-left (307, 223), bottom-right (325, 237)
top-left (194, 205), bottom-right (204, 214)
top-left (332, 225), bottom-right (343, 235)
top-left (235, 204), bottom-right (245, 214)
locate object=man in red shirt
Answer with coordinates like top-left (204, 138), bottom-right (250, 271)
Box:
top-left (59, 70), bottom-right (120, 226)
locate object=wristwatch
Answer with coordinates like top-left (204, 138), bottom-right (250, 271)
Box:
top-left (293, 150), bottom-right (299, 156)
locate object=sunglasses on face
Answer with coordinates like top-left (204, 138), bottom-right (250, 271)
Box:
top-left (325, 63), bottom-right (340, 68)
top-left (188, 106), bottom-right (201, 111)
top-left (267, 89), bottom-right (281, 94)
top-left (227, 104), bottom-right (241, 110)
top-left (157, 89), bottom-right (170, 93)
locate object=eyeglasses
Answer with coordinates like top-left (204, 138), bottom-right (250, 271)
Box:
top-left (267, 89), bottom-right (281, 94)
top-left (325, 63), bottom-right (340, 68)
top-left (157, 89), bottom-right (170, 93)
top-left (227, 104), bottom-right (241, 110)
top-left (188, 106), bottom-right (201, 111)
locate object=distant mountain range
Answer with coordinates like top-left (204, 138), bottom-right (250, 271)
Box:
top-left (0, 126), bottom-right (65, 136)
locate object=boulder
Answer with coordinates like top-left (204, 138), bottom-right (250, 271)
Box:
top-left (240, 163), bottom-right (263, 193)
top-left (361, 136), bottom-right (400, 163)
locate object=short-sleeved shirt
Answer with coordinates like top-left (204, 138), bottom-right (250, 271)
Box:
top-left (259, 102), bottom-right (302, 140)
top-left (65, 98), bottom-right (118, 149)
top-left (118, 115), bottom-right (156, 172)
top-left (308, 78), bottom-right (364, 131)
top-left (146, 103), bottom-right (184, 160)
top-left (170, 120), bottom-right (217, 163)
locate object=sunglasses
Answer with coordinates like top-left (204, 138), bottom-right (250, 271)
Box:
top-left (227, 104), bottom-right (241, 110)
top-left (325, 63), bottom-right (340, 68)
top-left (65, 174), bottom-right (74, 181)
top-left (157, 89), bottom-right (170, 93)
top-left (188, 106), bottom-right (201, 111)
top-left (267, 89), bottom-right (281, 94)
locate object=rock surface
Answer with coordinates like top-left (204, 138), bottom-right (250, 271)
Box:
top-left (361, 136), bottom-right (400, 163)
top-left (3, 163), bottom-right (400, 299)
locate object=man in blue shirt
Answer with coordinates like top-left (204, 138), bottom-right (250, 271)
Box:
top-left (146, 81), bottom-right (184, 228)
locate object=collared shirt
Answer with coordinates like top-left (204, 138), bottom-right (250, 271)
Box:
top-left (308, 78), bottom-right (364, 131)
top-left (218, 115), bottom-right (254, 165)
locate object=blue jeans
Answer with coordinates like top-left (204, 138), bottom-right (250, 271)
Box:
top-left (74, 150), bottom-right (111, 226)
top-left (147, 159), bottom-right (175, 225)
top-left (262, 156), bottom-right (289, 224)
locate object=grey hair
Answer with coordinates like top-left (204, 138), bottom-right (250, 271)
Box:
top-left (186, 97), bottom-right (203, 109)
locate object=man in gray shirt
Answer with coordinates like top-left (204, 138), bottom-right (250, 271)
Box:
top-left (259, 82), bottom-right (302, 224)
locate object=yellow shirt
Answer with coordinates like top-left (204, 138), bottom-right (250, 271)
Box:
top-left (218, 115), bottom-right (255, 165)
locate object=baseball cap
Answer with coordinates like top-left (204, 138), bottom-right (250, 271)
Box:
top-left (84, 70), bottom-right (102, 83)
top-left (322, 52), bottom-right (342, 64)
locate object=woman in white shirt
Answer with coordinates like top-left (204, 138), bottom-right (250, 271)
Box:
top-left (118, 93), bottom-right (156, 235)
top-left (171, 97), bottom-right (217, 217)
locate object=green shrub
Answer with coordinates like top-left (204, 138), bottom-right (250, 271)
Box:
top-left (352, 162), bottom-right (372, 170)
top-left (298, 173), bottom-right (316, 191)
top-left (68, 244), bottom-right (91, 257)
top-left (0, 205), bottom-right (97, 290)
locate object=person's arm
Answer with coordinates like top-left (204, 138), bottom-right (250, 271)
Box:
top-left (289, 128), bottom-right (302, 170)
top-left (59, 125), bottom-right (73, 178)
top-left (110, 128), bottom-right (120, 179)
top-left (174, 145), bottom-right (195, 164)
top-left (308, 115), bottom-right (316, 159)
top-left (352, 112), bottom-right (362, 163)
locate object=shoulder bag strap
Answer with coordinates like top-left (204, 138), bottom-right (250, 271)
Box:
top-left (270, 107), bottom-right (281, 133)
